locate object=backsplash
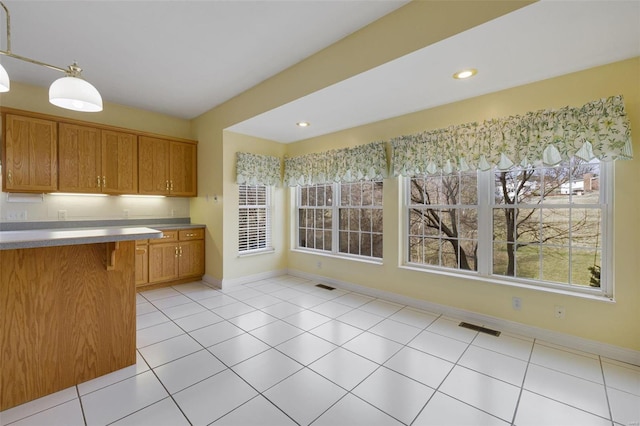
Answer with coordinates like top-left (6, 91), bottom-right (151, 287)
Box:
top-left (0, 166), bottom-right (190, 223)
top-left (0, 192), bottom-right (190, 222)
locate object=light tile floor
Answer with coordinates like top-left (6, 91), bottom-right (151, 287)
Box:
top-left (2, 275), bottom-right (639, 426)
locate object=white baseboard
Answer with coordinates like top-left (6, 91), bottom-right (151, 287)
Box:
top-left (287, 268), bottom-right (640, 366)
top-left (218, 269), bottom-right (288, 289)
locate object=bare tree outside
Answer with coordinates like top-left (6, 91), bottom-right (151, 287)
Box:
top-left (298, 181), bottom-right (383, 258)
top-left (493, 158), bottom-right (602, 287)
top-left (339, 181), bottom-right (383, 258)
top-left (407, 158), bottom-right (603, 287)
top-left (298, 184), bottom-right (333, 251)
top-left (408, 172), bottom-right (478, 271)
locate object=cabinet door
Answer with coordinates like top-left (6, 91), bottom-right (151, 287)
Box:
top-left (138, 136), bottom-right (169, 195)
top-left (58, 123), bottom-right (102, 193)
top-left (135, 244), bottom-right (149, 287)
top-left (102, 130), bottom-right (137, 194)
top-left (2, 114), bottom-right (58, 192)
top-left (148, 243), bottom-right (179, 283)
top-left (170, 141), bottom-right (197, 197)
top-left (178, 240), bottom-right (205, 278)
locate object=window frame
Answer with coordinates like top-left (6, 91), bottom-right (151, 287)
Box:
top-left (296, 181), bottom-right (384, 262)
top-left (238, 184), bottom-right (274, 256)
top-left (403, 161), bottom-right (613, 298)
top-left (405, 172), bottom-right (479, 273)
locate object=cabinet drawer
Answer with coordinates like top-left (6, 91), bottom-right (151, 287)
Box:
top-left (136, 239), bottom-right (148, 246)
top-left (151, 230), bottom-right (178, 243)
top-left (179, 228), bottom-right (204, 241)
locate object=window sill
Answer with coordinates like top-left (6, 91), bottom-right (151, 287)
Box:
top-left (290, 248), bottom-right (383, 266)
top-left (399, 264), bottom-right (615, 303)
top-left (238, 247), bottom-right (275, 258)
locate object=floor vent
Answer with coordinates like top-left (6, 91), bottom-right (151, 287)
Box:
top-left (315, 284), bottom-right (336, 291)
top-left (459, 322), bottom-right (501, 337)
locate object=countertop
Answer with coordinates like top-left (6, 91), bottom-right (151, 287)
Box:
top-left (0, 227), bottom-right (164, 250)
top-left (0, 219), bottom-right (205, 250)
top-left (143, 224), bottom-right (205, 230)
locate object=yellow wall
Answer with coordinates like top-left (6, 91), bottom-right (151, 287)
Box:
top-left (285, 58), bottom-right (640, 352)
top-left (222, 132), bottom-right (288, 280)
top-left (0, 81), bottom-right (192, 139)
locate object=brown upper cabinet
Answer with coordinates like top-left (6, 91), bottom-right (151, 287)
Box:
top-left (1, 108), bottom-right (197, 196)
top-left (58, 124), bottom-right (137, 194)
top-left (101, 130), bottom-right (138, 194)
top-left (139, 136), bottom-right (197, 197)
top-left (2, 114), bottom-right (58, 192)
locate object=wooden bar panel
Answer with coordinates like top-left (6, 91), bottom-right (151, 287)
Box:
top-left (0, 241), bottom-right (136, 411)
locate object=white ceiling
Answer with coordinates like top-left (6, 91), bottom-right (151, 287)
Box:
top-left (0, 0), bottom-right (408, 118)
top-left (1, 1), bottom-right (639, 144)
top-left (229, 0), bottom-right (640, 142)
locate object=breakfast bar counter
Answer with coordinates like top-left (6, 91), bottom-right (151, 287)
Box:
top-left (0, 225), bottom-right (163, 411)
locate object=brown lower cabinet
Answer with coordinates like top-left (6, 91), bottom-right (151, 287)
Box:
top-left (136, 228), bottom-right (205, 289)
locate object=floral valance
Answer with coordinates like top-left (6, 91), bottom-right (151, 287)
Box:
top-left (391, 95), bottom-right (633, 176)
top-left (284, 141), bottom-right (387, 186)
top-left (236, 152), bottom-right (282, 186)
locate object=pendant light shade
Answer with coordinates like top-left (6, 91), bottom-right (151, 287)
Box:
top-left (0, 63), bottom-right (9, 92)
top-left (49, 75), bottom-right (103, 112)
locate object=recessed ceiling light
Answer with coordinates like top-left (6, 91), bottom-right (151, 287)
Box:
top-left (453, 68), bottom-right (477, 79)
top-left (296, 121), bottom-right (310, 127)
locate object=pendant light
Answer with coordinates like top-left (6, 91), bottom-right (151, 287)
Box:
top-left (49, 63), bottom-right (103, 112)
top-left (0, 1), bottom-right (103, 112)
top-left (0, 61), bottom-right (9, 92)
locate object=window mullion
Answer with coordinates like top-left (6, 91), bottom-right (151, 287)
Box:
top-left (477, 170), bottom-right (492, 276)
top-left (601, 160), bottom-right (613, 297)
top-left (332, 183), bottom-right (340, 254)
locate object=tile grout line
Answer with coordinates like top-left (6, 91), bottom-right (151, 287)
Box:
top-left (598, 355), bottom-right (616, 426)
top-left (75, 385), bottom-right (88, 426)
top-left (509, 336), bottom-right (537, 425)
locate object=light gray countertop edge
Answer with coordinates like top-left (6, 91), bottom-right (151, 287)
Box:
top-left (0, 227), bottom-right (165, 250)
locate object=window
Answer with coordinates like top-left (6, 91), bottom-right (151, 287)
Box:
top-left (492, 158), bottom-right (607, 289)
top-left (298, 181), bottom-right (383, 259)
top-left (298, 184), bottom-right (333, 251)
top-left (405, 158), bottom-right (611, 295)
top-left (238, 184), bottom-right (272, 254)
top-left (407, 172), bottom-right (478, 271)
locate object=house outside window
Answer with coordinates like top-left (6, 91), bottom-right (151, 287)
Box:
top-left (405, 158), bottom-right (611, 296)
top-left (298, 181), bottom-right (383, 259)
top-left (238, 184), bottom-right (272, 254)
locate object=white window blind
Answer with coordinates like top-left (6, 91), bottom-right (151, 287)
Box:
top-left (238, 184), bottom-right (272, 254)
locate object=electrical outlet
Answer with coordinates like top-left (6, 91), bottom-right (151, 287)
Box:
top-left (58, 210), bottom-right (67, 220)
top-left (170, 209), bottom-right (176, 217)
top-left (512, 296), bottom-right (522, 311)
top-left (123, 209), bottom-right (129, 218)
top-left (554, 305), bottom-right (565, 319)
top-left (316, 261), bottom-right (322, 269)
top-left (8, 210), bottom-right (28, 220)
